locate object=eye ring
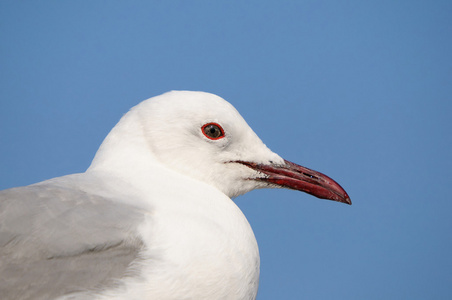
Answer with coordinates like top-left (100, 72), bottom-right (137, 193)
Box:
top-left (201, 123), bottom-right (225, 140)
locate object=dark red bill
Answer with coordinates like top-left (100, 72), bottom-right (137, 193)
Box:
top-left (237, 159), bottom-right (351, 205)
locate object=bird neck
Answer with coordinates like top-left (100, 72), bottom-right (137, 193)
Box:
top-left (87, 110), bottom-right (159, 186)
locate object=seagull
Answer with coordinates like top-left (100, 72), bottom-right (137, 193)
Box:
top-left (0, 91), bottom-right (350, 300)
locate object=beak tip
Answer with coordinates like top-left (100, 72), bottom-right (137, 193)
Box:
top-left (344, 196), bottom-right (352, 205)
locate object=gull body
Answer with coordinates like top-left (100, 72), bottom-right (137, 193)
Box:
top-left (0, 91), bottom-right (349, 299)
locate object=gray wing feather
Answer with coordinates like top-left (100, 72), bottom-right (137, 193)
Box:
top-left (0, 179), bottom-right (145, 300)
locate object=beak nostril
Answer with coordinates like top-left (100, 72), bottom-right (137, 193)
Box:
top-left (302, 172), bottom-right (318, 180)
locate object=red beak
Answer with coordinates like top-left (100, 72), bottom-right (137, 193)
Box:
top-left (237, 159), bottom-right (351, 205)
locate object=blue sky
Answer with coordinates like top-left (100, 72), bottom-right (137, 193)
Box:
top-left (1, 1), bottom-right (451, 299)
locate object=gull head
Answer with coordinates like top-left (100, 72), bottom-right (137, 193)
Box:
top-left (91, 91), bottom-right (350, 204)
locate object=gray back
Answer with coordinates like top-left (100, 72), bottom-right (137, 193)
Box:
top-left (0, 181), bottom-right (145, 300)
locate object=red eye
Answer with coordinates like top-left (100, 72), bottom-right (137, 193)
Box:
top-left (202, 123), bottom-right (225, 140)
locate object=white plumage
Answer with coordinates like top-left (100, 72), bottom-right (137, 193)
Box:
top-left (0, 91), bottom-right (349, 299)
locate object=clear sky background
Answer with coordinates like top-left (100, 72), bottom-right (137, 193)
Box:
top-left (1, 1), bottom-right (451, 299)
